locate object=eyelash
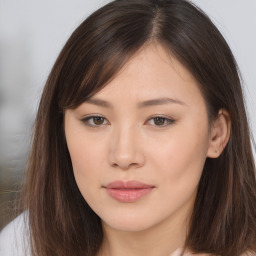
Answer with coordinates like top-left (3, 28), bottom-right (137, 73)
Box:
top-left (81, 115), bottom-right (175, 128)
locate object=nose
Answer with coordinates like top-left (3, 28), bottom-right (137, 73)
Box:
top-left (108, 125), bottom-right (146, 170)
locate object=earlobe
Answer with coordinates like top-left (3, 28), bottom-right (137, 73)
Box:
top-left (207, 109), bottom-right (231, 158)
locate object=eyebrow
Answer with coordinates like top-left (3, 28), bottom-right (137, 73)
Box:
top-left (137, 97), bottom-right (186, 108)
top-left (85, 98), bottom-right (112, 108)
top-left (85, 97), bottom-right (186, 108)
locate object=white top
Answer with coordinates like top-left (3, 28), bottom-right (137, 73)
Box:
top-left (0, 213), bottom-right (31, 256)
top-left (0, 213), bottom-right (255, 256)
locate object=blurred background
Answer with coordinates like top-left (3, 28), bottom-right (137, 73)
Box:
top-left (0, 0), bottom-right (255, 230)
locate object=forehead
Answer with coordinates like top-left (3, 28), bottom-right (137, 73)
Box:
top-left (91, 44), bottom-right (204, 107)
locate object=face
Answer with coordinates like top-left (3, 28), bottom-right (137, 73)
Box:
top-left (64, 44), bottom-right (213, 233)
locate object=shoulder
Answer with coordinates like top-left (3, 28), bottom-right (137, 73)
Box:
top-left (0, 212), bottom-right (31, 256)
top-left (241, 252), bottom-right (256, 256)
top-left (174, 249), bottom-right (256, 256)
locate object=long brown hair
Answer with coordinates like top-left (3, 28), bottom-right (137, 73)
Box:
top-left (23, 0), bottom-right (256, 255)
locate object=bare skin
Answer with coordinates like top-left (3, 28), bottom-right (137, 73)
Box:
top-left (65, 43), bottom-right (230, 256)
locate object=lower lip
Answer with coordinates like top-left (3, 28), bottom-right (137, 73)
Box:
top-left (105, 188), bottom-right (154, 202)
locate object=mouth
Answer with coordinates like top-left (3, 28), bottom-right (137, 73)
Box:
top-left (104, 180), bottom-right (155, 203)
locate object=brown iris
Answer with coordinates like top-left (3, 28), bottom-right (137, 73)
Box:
top-left (93, 117), bottom-right (105, 125)
top-left (153, 117), bottom-right (166, 126)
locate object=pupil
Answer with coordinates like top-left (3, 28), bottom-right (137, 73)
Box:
top-left (154, 117), bottom-right (165, 125)
top-left (94, 117), bottom-right (104, 125)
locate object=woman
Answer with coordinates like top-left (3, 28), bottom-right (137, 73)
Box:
top-left (0, 0), bottom-right (255, 255)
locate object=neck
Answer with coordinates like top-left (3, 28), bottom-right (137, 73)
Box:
top-left (98, 211), bottom-right (189, 256)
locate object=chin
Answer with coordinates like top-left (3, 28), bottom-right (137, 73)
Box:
top-left (104, 219), bottom-right (153, 232)
top-left (100, 210), bottom-right (163, 233)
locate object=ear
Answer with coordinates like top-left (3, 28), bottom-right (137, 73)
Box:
top-left (207, 109), bottom-right (231, 158)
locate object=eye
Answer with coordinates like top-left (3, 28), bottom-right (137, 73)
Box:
top-left (146, 116), bottom-right (175, 127)
top-left (81, 115), bottom-right (109, 127)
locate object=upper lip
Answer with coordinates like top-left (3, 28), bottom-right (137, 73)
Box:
top-left (104, 180), bottom-right (155, 189)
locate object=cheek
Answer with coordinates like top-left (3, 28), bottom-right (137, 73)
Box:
top-left (147, 123), bottom-right (209, 187)
top-left (65, 132), bottom-right (106, 194)
top-left (66, 128), bottom-right (106, 168)
top-left (67, 142), bottom-right (104, 210)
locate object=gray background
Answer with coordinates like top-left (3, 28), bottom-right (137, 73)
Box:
top-left (0, 0), bottom-right (255, 230)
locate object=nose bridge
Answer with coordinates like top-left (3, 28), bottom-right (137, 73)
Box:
top-left (109, 122), bottom-right (145, 170)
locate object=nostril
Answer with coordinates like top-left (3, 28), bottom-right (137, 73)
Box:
top-left (111, 162), bottom-right (138, 170)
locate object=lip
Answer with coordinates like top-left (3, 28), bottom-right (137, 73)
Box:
top-left (104, 180), bottom-right (155, 203)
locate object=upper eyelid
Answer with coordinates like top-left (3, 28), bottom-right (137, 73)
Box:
top-left (81, 114), bottom-right (107, 121)
top-left (146, 114), bottom-right (174, 120)
top-left (81, 114), bottom-right (174, 121)
top-left (145, 114), bottom-right (175, 122)
top-left (82, 114), bottom-right (104, 119)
